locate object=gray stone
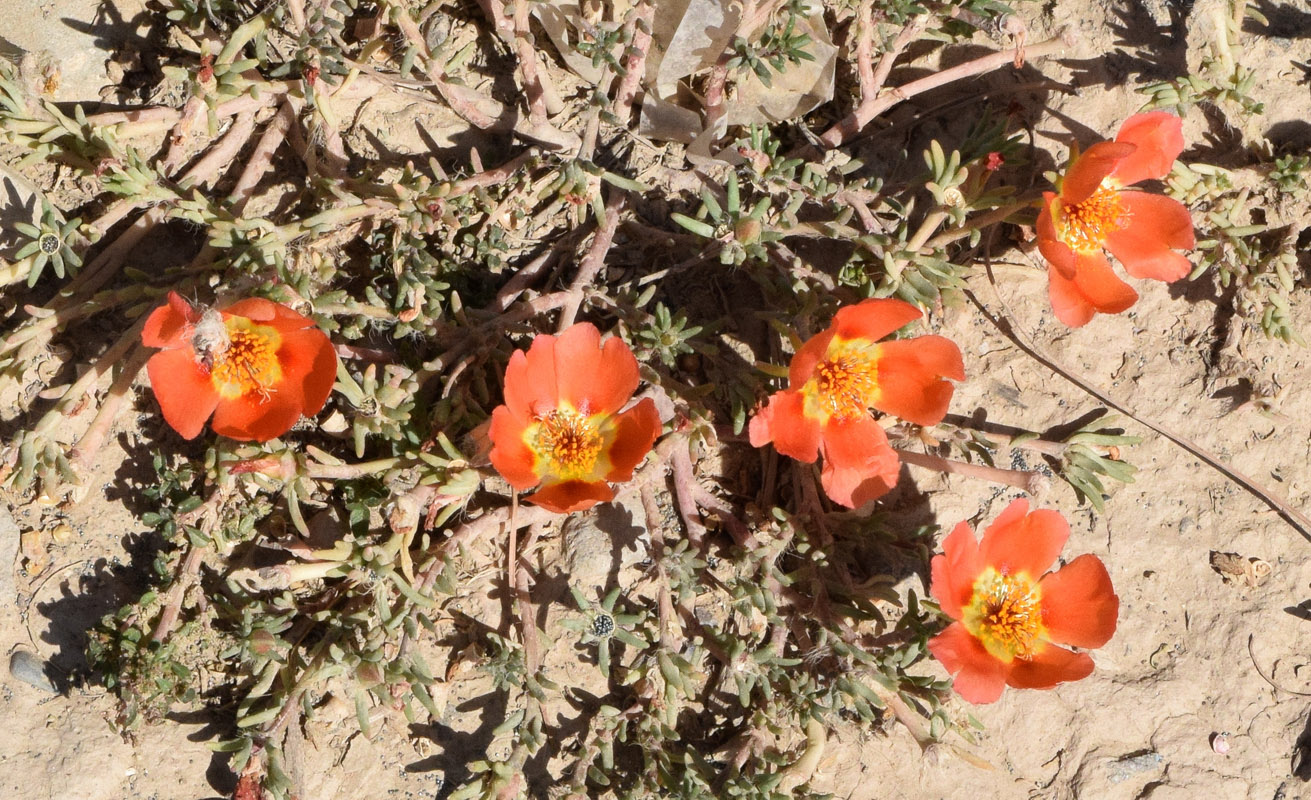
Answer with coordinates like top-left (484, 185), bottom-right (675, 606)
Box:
top-left (9, 650), bottom-right (56, 693)
top-left (561, 494), bottom-right (650, 589)
top-left (1106, 750), bottom-right (1164, 784)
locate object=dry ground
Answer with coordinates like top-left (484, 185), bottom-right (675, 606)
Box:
top-left (5, 1), bottom-right (1311, 799)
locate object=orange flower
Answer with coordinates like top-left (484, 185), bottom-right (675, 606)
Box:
top-left (141, 292), bottom-right (338, 441)
top-left (748, 299), bottom-right (964, 508)
top-left (488, 323), bottom-right (662, 514)
top-left (927, 499), bottom-right (1119, 704)
top-left (1037, 111), bottom-right (1195, 327)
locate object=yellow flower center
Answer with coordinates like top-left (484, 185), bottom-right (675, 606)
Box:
top-left (962, 568), bottom-right (1045, 662)
top-left (532, 407), bottom-right (604, 480)
top-left (206, 319), bottom-right (282, 401)
top-left (1057, 184), bottom-right (1130, 253)
top-left (804, 341), bottom-right (879, 423)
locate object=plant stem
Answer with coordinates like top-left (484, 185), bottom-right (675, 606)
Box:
top-left (896, 448), bottom-right (1047, 494)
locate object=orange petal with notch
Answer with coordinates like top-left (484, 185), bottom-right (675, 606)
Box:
top-left (869, 336), bottom-right (964, 426)
top-left (553, 324), bottom-right (640, 415)
top-left (1111, 111), bottom-right (1184, 187)
top-left (1036, 194), bottom-right (1077, 278)
top-left (503, 337), bottom-right (561, 420)
top-left (277, 328), bottom-right (338, 418)
top-left (488, 406), bottom-right (541, 489)
top-left (788, 329), bottom-right (835, 387)
top-left (1005, 642), bottom-right (1094, 690)
top-left (142, 292), bottom-right (199, 348)
top-left (979, 502), bottom-right (1069, 579)
top-left (604, 398), bottom-right (661, 482)
top-left (753, 390), bottom-right (821, 463)
top-left (820, 456), bottom-right (899, 508)
top-left (146, 348), bottom-right (220, 439)
top-left (223, 297), bottom-right (315, 331)
top-left (1039, 554), bottom-right (1120, 649)
top-left (830, 298), bottom-right (922, 344)
top-left (211, 386), bottom-right (303, 441)
top-left (928, 622), bottom-right (1008, 704)
top-left (818, 416), bottom-right (900, 508)
top-left (1047, 252), bottom-right (1138, 328)
top-left (529, 479), bottom-right (614, 513)
top-left (1062, 141), bottom-right (1137, 204)
top-left (930, 520), bottom-right (983, 621)
top-left (1104, 192), bottom-right (1194, 282)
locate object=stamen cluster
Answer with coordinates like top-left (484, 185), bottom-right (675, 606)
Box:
top-left (964, 569), bottom-right (1043, 660)
top-left (1058, 185), bottom-right (1130, 253)
top-left (535, 409), bottom-right (603, 477)
top-left (209, 329), bottom-right (279, 399)
top-left (812, 351), bottom-right (878, 421)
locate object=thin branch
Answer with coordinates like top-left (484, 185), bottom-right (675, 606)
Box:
top-left (557, 191), bottom-right (625, 330)
top-left (819, 28), bottom-right (1075, 148)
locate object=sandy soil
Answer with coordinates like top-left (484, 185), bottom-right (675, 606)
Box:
top-left (5, 1), bottom-right (1311, 799)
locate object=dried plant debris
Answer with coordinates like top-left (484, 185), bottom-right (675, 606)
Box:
top-left (1209, 551), bottom-right (1272, 589)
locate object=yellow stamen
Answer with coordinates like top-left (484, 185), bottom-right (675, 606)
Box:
top-left (208, 321), bottom-right (281, 401)
top-left (532, 408), bottom-right (604, 479)
top-left (804, 341), bottom-right (879, 422)
top-left (1057, 184), bottom-right (1130, 253)
top-left (962, 568), bottom-right (1045, 662)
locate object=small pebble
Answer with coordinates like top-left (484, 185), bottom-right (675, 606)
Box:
top-left (9, 650), bottom-right (56, 693)
top-left (1211, 731), bottom-right (1231, 755)
top-left (49, 522), bottom-right (73, 544)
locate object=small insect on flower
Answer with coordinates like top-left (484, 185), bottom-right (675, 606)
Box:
top-left (140, 292), bottom-right (338, 441)
top-left (749, 298), bottom-right (964, 508)
top-left (487, 322), bottom-right (662, 514)
top-left (927, 499), bottom-right (1119, 704)
top-left (189, 307), bottom-right (230, 370)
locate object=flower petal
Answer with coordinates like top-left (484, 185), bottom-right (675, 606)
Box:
top-left (821, 414), bottom-right (895, 471)
top-left (817, 416), bottom-right (900, 508)
top-left (603, 398), bottom-right (662, 482)
top-left (276, 328), bottom-right (338, 419)
top-left (1062, 141), bottom-right (1138, 204)
top-left (529, 479), bottom-right (614, 513)
top-left (1005, 643), bottom-right (1094, 690)
top-left (788, 329), bottom-right (835, 387)
top-left (488, 406), bottom-right (541, 489)
top-left (1039, 554), bottom-right (1120, 649)
top-left (979, 502), bottom-right (1069, 579)
top-left (142, 291), bottom-right (200, 348)
top-left (211, 388), bottom-right (304, 441)
top-left (1036, 195), bottom-right (1077, 278)
top-left (820, 456), bottom-right (899, 508)
top-left (223, 297), bottom-right (315, 331)
top-left (1047, 252), bottom-right (1138, 328)
top-left (1110, 111), bottom-right (1184, 187)
top-left (146, 348), bottom-right (220, 439)
top-left (554, 323), bottom-right (640, 415)
top-left (930, 520), bottom-right (983, 620)
top-left (869, 336), bottom-right (964, 426)
top-left (503, 338), bottom-right (560, 419)
top-left (751, 390), bottom-right (821, 463)
top-left (830, 298), bottom-right (922, 343)
top-left (1103, 192), bottom-right (1195, 282)
top-left (928, 622), bottom-right (1008, 704)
